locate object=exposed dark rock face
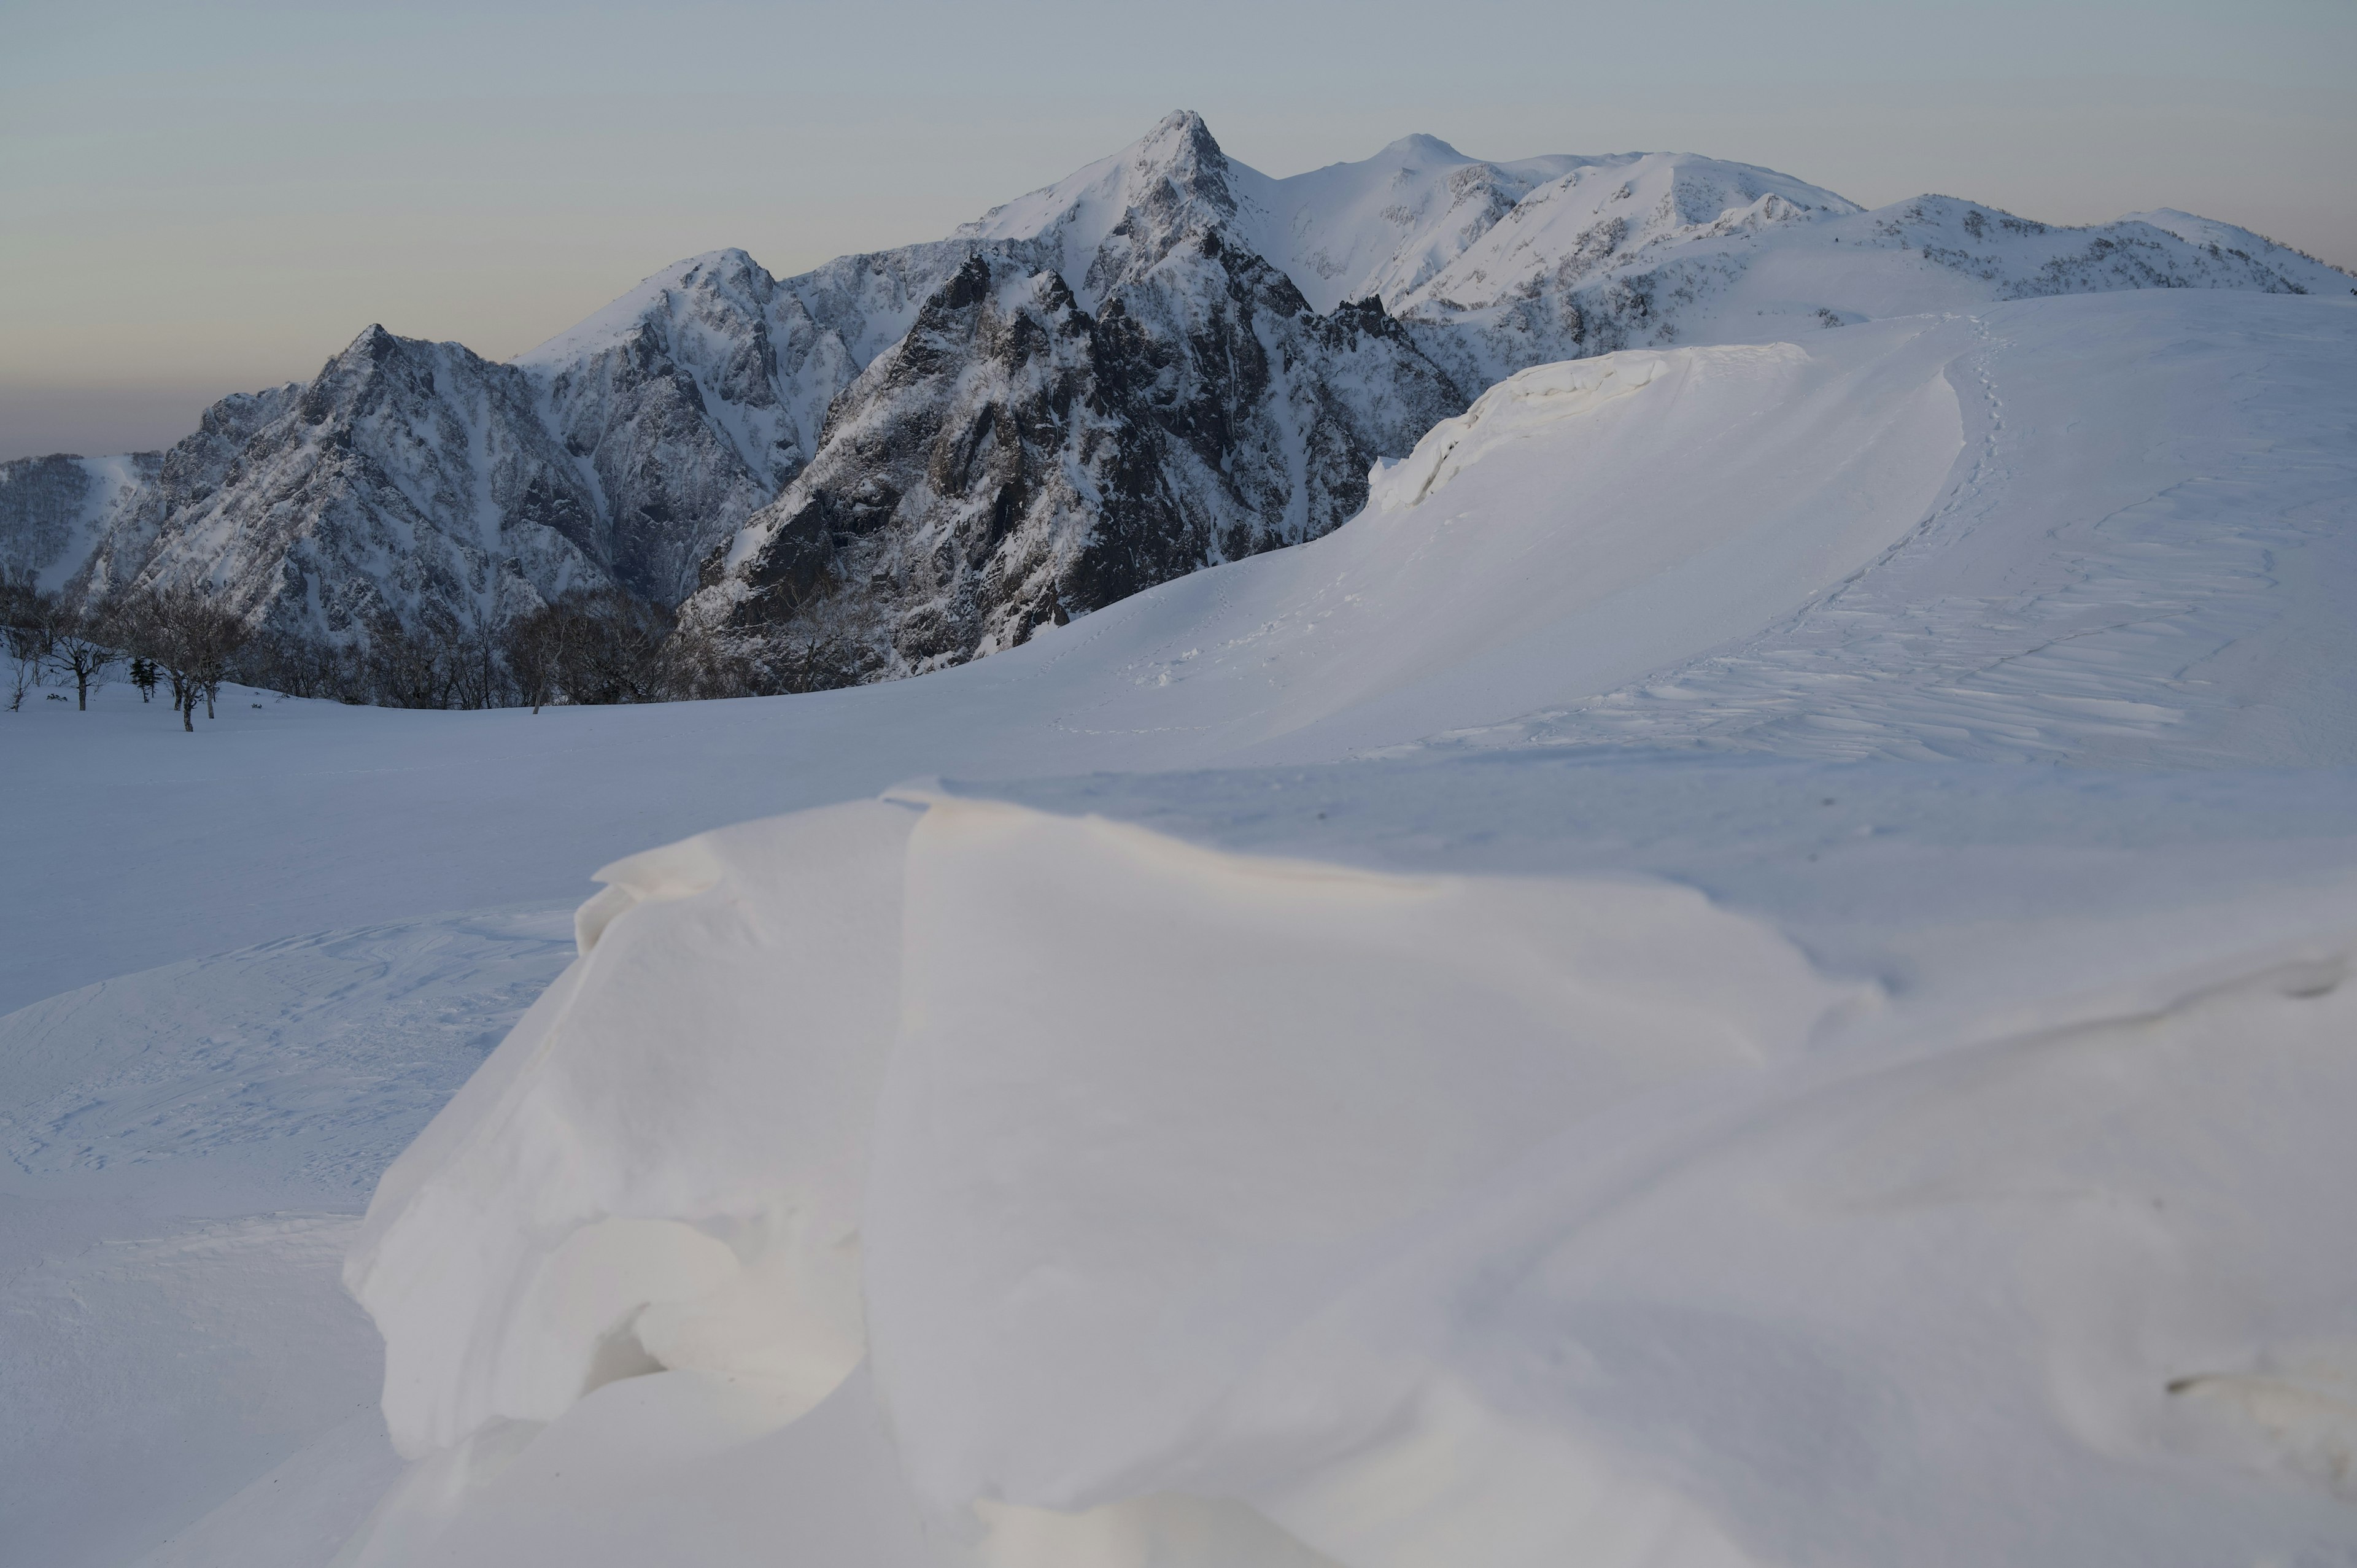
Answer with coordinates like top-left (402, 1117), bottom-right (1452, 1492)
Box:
top-left (527, 250), bottom-right (838, 603)
top-left (74, 332), bottom-right (605, 643)
top-left (714, 230), bottom-right (1465, 675)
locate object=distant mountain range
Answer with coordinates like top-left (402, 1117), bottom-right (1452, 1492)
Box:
top-left (4, 111), bottom-right (2345, 688)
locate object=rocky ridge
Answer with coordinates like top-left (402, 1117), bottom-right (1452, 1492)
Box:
top-left (7, 111), bottom-right (2347, 690)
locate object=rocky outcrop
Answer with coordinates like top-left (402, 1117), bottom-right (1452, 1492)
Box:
top-left (708, 147), bottom-right (1468, 676)
top-left (684, 125), bottom-right (1857, 675)
top-left (75, 331), bottom-right (603, 641)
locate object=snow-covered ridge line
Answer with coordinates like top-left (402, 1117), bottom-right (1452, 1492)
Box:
top-left (340, 787), bottom-right (2357, 1566)
top-left (6, 111), bottom-right (2346, 691)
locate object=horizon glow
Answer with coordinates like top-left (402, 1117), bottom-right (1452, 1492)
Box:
top-left (4, 0), bottom-right (2352, 459)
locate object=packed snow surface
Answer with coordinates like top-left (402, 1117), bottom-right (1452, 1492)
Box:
top-left (6, 288), bottom-right (2357, 1566)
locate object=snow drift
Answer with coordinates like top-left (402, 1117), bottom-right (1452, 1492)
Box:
top-left (343, 792), bottom-right (2357, 1566)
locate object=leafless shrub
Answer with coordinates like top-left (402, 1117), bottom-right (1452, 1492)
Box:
top-left (500, 590), bottom-right (671, 710)
top-left (1, 570), bottom-right (58, 711)
top-left (107, 584), bottom-right (254, 732)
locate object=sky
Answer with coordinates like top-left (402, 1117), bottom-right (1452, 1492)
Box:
top-left (4, 0), bottom-right (2352, 460)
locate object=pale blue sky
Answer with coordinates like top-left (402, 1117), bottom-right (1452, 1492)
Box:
top-left (5, 0), bottom-right (2351, 458)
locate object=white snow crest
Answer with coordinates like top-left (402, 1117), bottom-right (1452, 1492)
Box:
top-left (343, 787), bottom-right (2357, 1566)
top-left (1371, 349), bottom-right (1693, 511)
top-left (346, 802), bottom-right (918, 1459)
top-left (344, 792), bottom-right (1868, 1562)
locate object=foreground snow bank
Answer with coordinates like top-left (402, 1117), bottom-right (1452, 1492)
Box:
top-left (344, 793), bottom-right (2357, 1566)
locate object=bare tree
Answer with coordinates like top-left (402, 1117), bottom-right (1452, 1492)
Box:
top-left (501, 605), bottom-right (567, 714)
top-left (45, 609), bottom-right (123, 709)
top-left (189, 596), bottom-right (251, 722)
top-left (498, 591), bottom-right (667, 709)
top-left (558, 590), bottom-right (668, 705)
top-left (449, 598), bottom-right (508, 711)
top-left (1, 570), bottom-right (58, 712)
top-left (656, 616), bottom-right (757, 702)
top-left (113, 597), bottom-right (198, 725)
top-left (235, 630), bottom-right (365, 703)
top-left (110, 584), bottom-right (253, 732)
top-left (366, 612), bottom-right (462, 710)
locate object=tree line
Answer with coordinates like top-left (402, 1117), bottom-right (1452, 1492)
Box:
top-left (2, 573), bottom-right (871, 728)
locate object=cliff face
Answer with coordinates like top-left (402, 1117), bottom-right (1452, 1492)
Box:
top-left (710, 211), bottom-right (1464, 677)
top-left (72, 331), bottom-right (605, 641)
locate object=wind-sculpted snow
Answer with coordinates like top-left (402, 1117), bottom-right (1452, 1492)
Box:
top-left (1430, 293), bottom-right (2357, 765)
top-left (339, 789), bottom-right (2357, 1567)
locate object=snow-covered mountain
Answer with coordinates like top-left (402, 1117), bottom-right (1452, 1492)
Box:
top-left (67, 332), bottom-right (616, 644)
top-left (704, 114), bottom-right (1468, 675)
top-left (9, 112), bottom-right (2345, 682)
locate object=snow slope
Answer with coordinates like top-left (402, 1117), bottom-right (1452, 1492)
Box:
top-left (4, 287), bottom-right (2356, 1566)
top-left (0, 908), bottom-right (574, 1568)
top-left (0, 452), bottom-right (161, 591)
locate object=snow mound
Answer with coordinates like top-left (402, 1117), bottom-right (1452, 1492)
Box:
top-left (343, 790), bottom-right (2357, 1566)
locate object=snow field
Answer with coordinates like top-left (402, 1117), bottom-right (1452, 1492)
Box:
top-left (5, 285), bottom-right (2356, 1564)
top-left (0, 908), bottom-right (575, 1567)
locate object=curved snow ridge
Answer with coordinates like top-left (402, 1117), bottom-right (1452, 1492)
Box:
top-left (1438, 292), bottom-right (2357, 766)
top-left (1369, 344), bottom-right (1800, 511)
top-left (343, 794), bottom-right (2357, 1566)
top-left (509, 250), bottom-right (765, 371)
top-left (1012, 314), bottom-right (1962, 765)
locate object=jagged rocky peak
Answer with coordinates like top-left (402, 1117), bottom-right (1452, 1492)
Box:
top-left (514, 249), bottom-right (781, 374)
top-left (959, 109), bottom-right (1248, 311)
top-left (300, 322), bottom-right (446, 421)
top-left (516, 249), bottom-right (849, 603)
top-left (75, 322), bottom-right (608, 641)
top-left (700, 180), bottom-right (1471, 680)
top-left (717, 253), bottom-right (1105, 667)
